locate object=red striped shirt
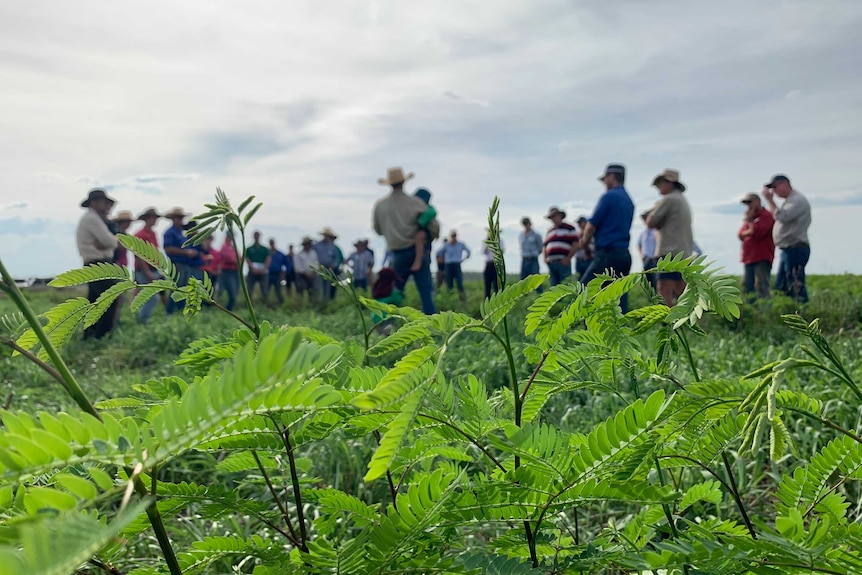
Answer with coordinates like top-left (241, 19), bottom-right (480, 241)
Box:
top-left (544, 223), bottom-right (579, 261)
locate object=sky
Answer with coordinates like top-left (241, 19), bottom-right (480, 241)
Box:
top-left (2, 0), bottom-right (861, 278)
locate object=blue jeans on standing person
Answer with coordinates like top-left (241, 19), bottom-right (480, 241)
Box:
top-left (390, 246), bottom-right (436, 315)
top-left (166, 263), bottom-right (191, 315)
top-left (520, 257), bottom-right (544, 293)
top-left (219, 270), bottom-right (239, 310)
top-left (135, 270), bottom-right (162, 323)
top-left (547, 260), bottom-right (571, 287)
top-left (445, 262), bottom-right (465, 294)
top-left (579, 247), bottom-right (633, 313)
top-left (775, 245), bottom-right (810, 303)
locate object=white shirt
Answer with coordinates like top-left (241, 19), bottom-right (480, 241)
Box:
top-left (76, 209), bottom-right (117, 263)
top-left (294, 248), bottom-right (319, 274)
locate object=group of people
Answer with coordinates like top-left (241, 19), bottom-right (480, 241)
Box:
top-left (74, 163), bottom-right (812, 338)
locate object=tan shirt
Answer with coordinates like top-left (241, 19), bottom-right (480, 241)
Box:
top-left (648, 190), bottom-right (693, 258)
top-left (372, 190), bottom-right (440, 250)
top-left (772, 189), bottom-right (811, 248)
top-left (76, 209), bottom-right (118, 263)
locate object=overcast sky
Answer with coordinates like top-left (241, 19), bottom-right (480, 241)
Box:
top-left (2, 0), bottom-right (861, 277)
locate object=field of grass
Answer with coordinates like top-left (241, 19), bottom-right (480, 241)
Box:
top-left (2, 272), bottom-right (862, 574)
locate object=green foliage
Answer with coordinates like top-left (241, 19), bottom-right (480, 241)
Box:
top-left (3, 194), bottom-right (862, 575)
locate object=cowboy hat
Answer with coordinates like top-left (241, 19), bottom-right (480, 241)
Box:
top-left (378, 167), bottom-right (415, 186)
top-left (112, 210), bottom-right (134, 223)
top-left (300, 236), bottom-right (314, 245)
top-left (544, 206), bottom-right (566, 219)
top-left (80, 188), bottom-right (116, 208)
top-left (319, 227), bottom-right (338, 239)
top-left (652, 169), bottom-right (686, 192)
top-left (137, 207), bottom-right (161, 220)
top-left (164, 207), bottom-right (189, 219)
top-left (353, 238), bottom-right (369, 247)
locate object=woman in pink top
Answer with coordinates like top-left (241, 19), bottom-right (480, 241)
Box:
top-left (218, 234), bottom-right (240, 310)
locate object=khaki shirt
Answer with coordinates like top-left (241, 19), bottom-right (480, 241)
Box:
top-left (76, 209), bottom-right (118, 263)
top-left (772, 189), bottom-right (811, 248)
top-left (648, 190), bottom-right (693, 258)
top-left (372, 191), bottom-right (440, 251)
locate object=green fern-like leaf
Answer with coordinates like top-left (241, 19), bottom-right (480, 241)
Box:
top-left (353, 346), bottom-right (438, 409)
top-left (14, 297), bottom-right (90, 357)
top-left (83, 280), bottom-right (135, 328)
top-left (48, 262), bottom-right (130, 288)
top-left (118, 233), bottom-right (177, 281)
top-left (481, 275), bottom-right (546, 329)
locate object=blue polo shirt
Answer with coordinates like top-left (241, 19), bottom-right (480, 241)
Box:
top-left (269, 250), bottom-right (286, 273)
top-left (589, 186), bottom-right (634, 249)
top-left (163, 225), bottom-right (188, 265)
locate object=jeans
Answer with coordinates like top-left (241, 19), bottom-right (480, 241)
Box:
top-left (135, 270), bottom-right (161, 323)
top-left (547, 260), bottom-right (571, 286)
top-left (743, 260), bottom-right (772, 300)
top-left (219, 270), bottom-right (239, 310)
top-left (166, 262), bottom-right (190, 315)
top-left (268, 272), bottom-right (284, 303)
top-left (246, 272), bottom-right (267, 301)
top-left (445, 262), bottom-right (464, 293)
top-left (520, 257), bottom-right (539, 279)
top-left (353, 277), bottom-right (369, 291)
top-left (390, 246), bottom-right (436, 315)
top-left (483, 261), bottom-right (499, 299)
top-left (775, 245), bottom-right (810, 303)
top-left (576, 258), bottom-right (591, 281)
top-left (580, 247), bottom-right (633, 313)
top-left (84, 276), bottom-right (119, 339)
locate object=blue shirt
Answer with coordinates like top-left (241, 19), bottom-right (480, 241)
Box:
top-left (519, 230), bottom-right (543, 259)
top-left (187, 245), bottom-right (203, 268)
top-left (313, 241), bottom-right (340, 268)
top-left (589, 186), bottom-right (634, 249)
top-left (638, 228), bottom-right (657, 259)
top-left (268, 250), bottom-right (286, 273)
top-left (163, 225), bottom-right (188, 265)
top-left (441, 241), bottom-right (470, 264)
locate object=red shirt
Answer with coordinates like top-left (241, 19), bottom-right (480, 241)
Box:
top-left (219, 242), bottom-right (239, 271)
top-left (543, 223), bottom-right (579, 261)
top-left (134, 227), bottom-right (159, 271)
top-left (203, 249), bottom-right (221, 275)
top-left (738, 209), bottom-right (775, 264)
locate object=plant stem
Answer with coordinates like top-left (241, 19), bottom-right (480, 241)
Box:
top-left (721, 451), bottom-right (757, 539)
top-left (414, 412), bottom-right (507, 473)
top-left (785, 406), bottom-right (862, 445)
top-left (1, 339), bottom-right (71, 396)
top-left (207, 298), bottom-right (256, 332)
top-left (282, 428), bottom-right (309, 552)
top-left (0, 259), bottom-right (98, 417)
top-left (519, 350), bottom-right (550, 404)
top-left (374, 430), bottom-right (399, 509)
top-left (232, 224), bottom-right (260, 338)
top-left (252, 450), bottom-right (301, 546)
top-left (677, 329), bottom-right (700, 382)
top-left (133, 476), bottom-right (183, 575)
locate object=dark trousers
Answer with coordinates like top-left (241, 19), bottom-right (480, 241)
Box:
top-left (84, 278), bottom-right (120, 339)
top-left (445, 262), bottom-right (464, 293)
top-left (436, 258), bottom-right (446, 289)
top-left (547, 261), bottom-right (571, 286)
top-left (391, 246), bottom-right (436, 314)
top-left (580, 247), bottom-right (633, 313)
top-left (246, 272), bottom-right (267, 301)
top-left (744, 260), bottom-right (772, 300)
top-left (775, 245), bottom-right (810, 303)
top-left (268, 272), bottom-right (284, 303)
top-left (576, 258), bottom-right (592, 281)
top-left (483, 261), bottom-right (499, 299)
top-left (219, 270), bottom-right (239, 310)
top-left (642, 257), bottom-right (659, 291)
top-left (520, 256), bottom-right (544, 293)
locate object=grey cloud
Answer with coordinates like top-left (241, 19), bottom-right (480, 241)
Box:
top-left (0, 217), bottom-right (75, 236)
top-left (810, 190), bottom-right (862, 207)
top-left (5, 203), bottom-right (27, 210)
top-left (442, 91), bottom-right (491, 108)
top-left (182, 130), bottom-right (292, 173)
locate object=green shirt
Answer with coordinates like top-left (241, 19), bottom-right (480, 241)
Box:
top-left (245, 244), bottom-right (269, 264)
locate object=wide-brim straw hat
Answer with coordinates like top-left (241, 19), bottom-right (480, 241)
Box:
top-left (164, 207), bottom-right (189, 219)
top-left (544, 206), bottom-right (566, 220)
top-left (80, 188), bottom-right (116, 208)
top-left (137, 207), bottom-right (161, 220)
top-left (112, 210), bottom-right (134, 223)
top-left (652, 169), bottom-right (686, 192)
top-left (378, 167), bottom-right (415, 186)
top-left (319, 227), bottom-right (338, 239)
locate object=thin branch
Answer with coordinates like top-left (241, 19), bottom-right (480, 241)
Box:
top-left (251, 450), bottom-right (301, 546)
top-left (519, 350), bottom-right (550, 404)
top-left (721, 451), bottom-right (757, 539)
top-left (282, 428), bottom-right (309, 552)
top-left (2, 339), bottom-right (71, 395)
top-left (374, 429), bottom-right (399, 510)
top-left (412, 411), bottom-right (507, 473)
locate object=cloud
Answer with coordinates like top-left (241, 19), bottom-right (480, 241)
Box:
top-left (4, 202), bottom-right (27, 210)
top-left (442, 91), bottom-right (491, 108)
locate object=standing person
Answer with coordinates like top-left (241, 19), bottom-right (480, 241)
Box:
top-left (218, 233), bottom-right (240, 310)
top-left (645, 169), bottom-right (693, 306)
top-left (637, 214), bottom-right (659, 292)
top-left (762, 174), bottom-right (811, 303)
top-left (347, 239), bottom-right (375, 291)
top-left (442, 230), bottom-right (471, 301)
top-left (579, 164), bottom-right (635, 313)
top-left (183, 221), bottom-right (205, 284)
top-left (294, 236), bottom-right (319, 299)
top-left (411, 188), bottom-right (438, 272)
top-left (133, 207), bottom-right (162, 323)
top-left (519, 217), bottom-right (544, 285)
top-left (435, 244), bottom-right (447, 289)
top-left (574, 216), bottom-right (593, 280)
top-left (245, 231), bottom-right (270, 302)
top-left (284, 244), bottom-right (296, 296)
top-left (738, 193), bottom-right (775, 300)
top-left (314, 227), bottom-right (342, 300)
top-left (163, 207), bottom-right (196, 315)
top-left (267, 238), bottom-right (286, 306)
top-left (542, 206), bottom-right (579, 287)
top-left (201, 236), bottom-right (221, 290)
top-left (76, 188), bottom-right (119, 339)
top-left (372, 167), bottom-right (440, 315)
top-left (481, 231), bottom-right (504, 299)
top-left (111, 210), bottom-right (134, 269)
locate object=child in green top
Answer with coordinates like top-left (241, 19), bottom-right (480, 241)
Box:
top-left (411, 188), bottom-right (437, 272)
